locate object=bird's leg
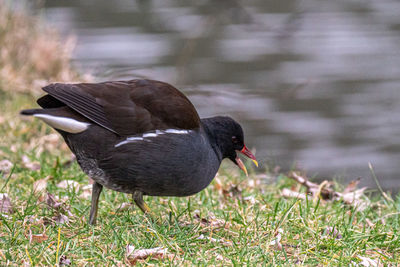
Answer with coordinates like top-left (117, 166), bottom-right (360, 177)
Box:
top-left (132, 191), bottom-right (151, 213)
top-left (89, 182), bottom-right (103, 225)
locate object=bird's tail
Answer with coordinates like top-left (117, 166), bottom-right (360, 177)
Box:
top-left (20, 107), bottom-right (90, 133)
top-left (20, 109), bottom-right (44, 116)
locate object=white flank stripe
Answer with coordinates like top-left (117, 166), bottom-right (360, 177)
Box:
top-left (143, 133), bottom-right (158, 138)
top-left (127, 137), bottom-right (144, 141)
top-left (115, 137), bottom-right (144, 147)
top-left (34, 114), bottom-right (90, 133)
top-left (115, 129), bottom-right (192, 147)
top-left (165, 129), bottom-right (189, 134)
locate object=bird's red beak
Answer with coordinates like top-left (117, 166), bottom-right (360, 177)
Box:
top-left (235, 145), bottom-right (258, 176)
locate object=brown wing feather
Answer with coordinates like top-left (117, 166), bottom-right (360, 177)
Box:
top-left (42, 83), bottom-right (117, 133)
top-left (42, 79), bottom-right (200, 136)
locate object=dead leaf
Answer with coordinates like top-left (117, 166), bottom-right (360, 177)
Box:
top-left (79, 185), bottom-right (92, 199)
top-left (0, 159), bottom-right (13, 174)
top-left (25, 215), bottom-right (42, 224)
top-left (117, 202), bottom-right (133, 211)
top-left (286, 172), bottom-right (369, 210)
top-left (340, 188), bottom-right (366, 203)
top-left (343, 178), bottom-right (361, 194)
top-left (22, 155), bottom-right (41, 171)
top-left (247, 178), bottom-right (261, 188)
top-left (270, 228), bottom-right (283, 250)
top-left (290, 172), bottom-right (335, 199)
top-left (126, 246), bottom-right (169, 264)
top-left (0, 193), bottom-right (13, 214)
top-left (0, 249), bottom-right (5, 261)
top-left (357, 256), bottom-right (382, 267)
top-left (45, 193), bottom-right (63, 209)
top-left (54, 214), bottom-right (69, 225)
top-left (365, 218), bottom-right (374, 228)
top-left (222, 185), bottom-right (242, 199)
top-left (281, 188), bottom-right (306, 200)
top-left (25, 215), bottom-right (48, 243)
top-left (322, 226), bottom-right (342, 239)
top-left (243, 196), bottom-right (256, 204)
top-left (196, 234), bottom-right (233, 246)
top-left (30, 233), bottom-right (48, 243)
top-left (57, 180), bottom-right (80, 193)
top-left (193, 212), bottom-right (231, 229)
top-left (213, 177), bottom-right (223, 192)
top-left (33, 176), bottom-right (50, 193)
top-left (40, 134), bottom-right (61, 152)
top-left (59, 255), bottom-right (71, 266)
top-left (126, 245), bottom-right (135, 257)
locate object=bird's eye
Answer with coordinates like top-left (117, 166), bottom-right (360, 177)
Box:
top-left (232, 136), bottom-right (238, 144)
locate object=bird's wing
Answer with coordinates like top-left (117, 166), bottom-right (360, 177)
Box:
top-left (41, 79), bottom-right (201, 136)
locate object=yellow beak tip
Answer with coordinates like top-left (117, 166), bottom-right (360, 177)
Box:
top-left (252, 159), bottom-right (259, 168)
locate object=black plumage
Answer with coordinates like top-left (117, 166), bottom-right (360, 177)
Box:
top-left (21, 79), bottom-right (257, 224)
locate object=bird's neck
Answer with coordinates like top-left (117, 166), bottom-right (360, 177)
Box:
top-left (200, 117), bottom-right (229, 161)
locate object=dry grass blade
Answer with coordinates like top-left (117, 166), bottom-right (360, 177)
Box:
top-left (0, 4), bottom-right (80, 95)
top-left (369, 163), bottom-right (393, 204)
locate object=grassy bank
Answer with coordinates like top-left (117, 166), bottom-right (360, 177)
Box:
top-left (0, 4), bottom-right (399, 266)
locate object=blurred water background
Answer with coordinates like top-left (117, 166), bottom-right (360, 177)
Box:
top-left (16, 0), bottom-right (400, 190)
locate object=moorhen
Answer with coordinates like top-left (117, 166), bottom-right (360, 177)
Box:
top-left (21, 79), bottom-right (258, 224)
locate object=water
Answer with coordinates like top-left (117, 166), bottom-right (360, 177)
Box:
top-left (24, 0), bottom-right (400, 189)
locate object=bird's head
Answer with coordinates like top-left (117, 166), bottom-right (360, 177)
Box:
top-left (202, 116), bottom-right (258, 176)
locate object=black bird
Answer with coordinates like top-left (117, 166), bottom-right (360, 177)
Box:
top-left (21, 79), bottom-right (258, 224)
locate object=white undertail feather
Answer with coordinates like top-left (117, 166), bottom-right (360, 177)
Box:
top-left (34, 114), bottom-right (90, 133)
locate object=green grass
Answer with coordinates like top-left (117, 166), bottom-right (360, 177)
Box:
top-left (0, 3), bottom-right (399, 266)
top-left (0, 92), bottom-right (399, 265)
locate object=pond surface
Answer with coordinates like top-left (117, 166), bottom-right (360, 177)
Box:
top-left (25, 0), bottom-right (400, 189)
